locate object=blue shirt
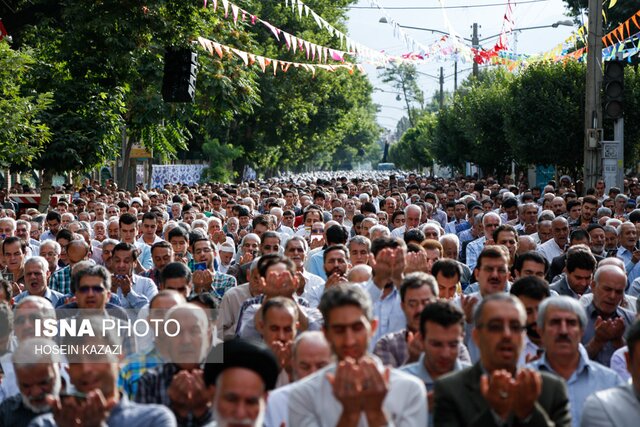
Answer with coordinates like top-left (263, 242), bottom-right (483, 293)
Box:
top-left (616, 246), bottom-right (640, 287)
top-left (582, 302), bottom-right (634, 366)
top-left (401, 355), bottom-right (469, 427)
top-left (362, 280), bottom-right (406, 349)
top-left (14, 288), bottom-right (65, 307)
top-left (307, 249), bottom-right (327, 280)
top-left (530, 345), bottom-right (624, 427)
top-left (29, 395), bottom-right (176, 427)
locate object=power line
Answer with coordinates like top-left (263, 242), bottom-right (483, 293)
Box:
top-left (349, 0), bottom-right (548, 10)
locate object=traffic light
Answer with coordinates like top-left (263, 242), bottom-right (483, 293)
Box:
top-left (602, 60), bottom-right (624, 120)
top-left (162, 47), bottom-right (198, 103)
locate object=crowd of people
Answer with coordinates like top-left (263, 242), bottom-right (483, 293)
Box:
top-left (0, 172), bottom-right (640, 426)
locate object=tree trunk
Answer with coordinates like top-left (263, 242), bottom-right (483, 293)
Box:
top-left (118, 130), bottom-right (135, 191)
top-left (39, 169), bottom-right (54, 213)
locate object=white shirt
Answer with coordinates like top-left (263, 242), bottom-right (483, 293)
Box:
top-left (265, 383), bottom-right (294, 427)
top-left (288, 361), bottom-right (427, 427)
top-left (538, 238), bottom-right (564, 263)
top-left (299, 271), bottom-right (325, 308)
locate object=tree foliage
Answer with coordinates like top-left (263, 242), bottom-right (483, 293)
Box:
top-left (504, 61), bottom-right (585, 174)
top-left (562, 0), bottom-right (638, 32)
top-left (0, 0), bottom-right (380, 187)
top-left (389, 113), bottom-right (435, 170)
top-left (0, 41), bottom-right (52, 167)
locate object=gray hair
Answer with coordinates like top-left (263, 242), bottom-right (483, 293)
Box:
top-left (24, 256), bottom-right (49, 273)
top-left (13, 337), bottom-right (62, 366)
top-left (537, 295), bottom-right (588, 330)
top-left (101, 238), bottom-right (119, 249)
top-left (292, 331), bottom-right (329, 360)
top-left (597, 207), bottom-right (612, 217)
top-left (39, 240), bottom-right (61, 254)
top-left (285, 235), bottom-right (309, 253)
top-left (348, 235), bottom-right (371, 250)
top-left (603, 225), bottom-right (618, 236)
top-left (594, 264), bottom-right (627, 286)
top-left (369, 224), bottom-right (390, 238)
top-left (15, 296), bottom-right (56, 321)
top-left (439, 234), bottom-right (460, 252)
top-left (240, 233), bottom-right (261, 247)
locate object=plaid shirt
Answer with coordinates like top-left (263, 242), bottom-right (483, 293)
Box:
top-left (210, 271), bottom-right (237, 298)
top-left (135, 363), bottom-right (212, 427)
top-left (373, 329), bottom-right (410, 368)
top-left (118, 347), bottom-right (164, 399)
top-left (49, 265), bottom-right (71, 295)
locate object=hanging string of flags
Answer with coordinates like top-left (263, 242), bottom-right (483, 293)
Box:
top-left (197, 36), bottom-right (365, 75)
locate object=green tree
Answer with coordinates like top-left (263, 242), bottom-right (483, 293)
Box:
top-left (0, 41), bottom-right (52, 167)
top-left (389, 113), bottom-right (435, 170)
top-left (456, 69), bottom-right (513, 177)
top-left (505, 61), bottom-right (585, 176)
top-left (431, 104), bottom-right (470, 173)
top-left (379, 63), bottom-right (425, 127)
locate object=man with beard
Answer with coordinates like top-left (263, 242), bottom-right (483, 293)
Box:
top-left (322, 244), bottom-right (350, 290)
top-left (510, 276), bottom-right (550, 366)
top-left (32, 317), bottom-right (175, 427)
top-left (529, 296), bottom-right (623, 427)
top-left (433, 293), bottom-right (571, 427)
top-left (588, 224), bottom-right (607, 258)
top-left (136, 305), bottom-right (211, 425)
top-left (0, 338), bottom-right (62, 427)
top-left (203, 338), bottom-right (280, 427)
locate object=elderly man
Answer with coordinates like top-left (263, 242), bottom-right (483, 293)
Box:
top-left (466, 212), bottom-right (502, 272)
top-left (136, 305), bottom-right (212, 425)
top-left (38, 240), bottom-right (61, 275)
top-left (538, 217), bottom-right (570, 263)
top-left (202, 338), bottom-right (280, 427)
top-left (582, 265), bottom-right (634, 366)
top-left (529, 296), bottom-right (623, 427)
top-left (288, 284), bottom-right (427, 426)
top-left (264, 331), bottom-right (332, 427)
top-left (581, 319), bottom-right (640, 426)
top-left (617, 221), bottom-right (640, 287)
top-left (12, 257), bottom-right (64, 307)
top-left (434, 294), bottom-right (571, 427)
top-left (1, 296), bottom-right (57, 402)
top-left (31, 317), bottom-right (176, 427)
top-left (0, 338), bottom-right (61, 427)
top-left (391, 205), bottom-right (422, 239)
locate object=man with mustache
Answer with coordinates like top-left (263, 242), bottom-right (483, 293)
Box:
top-left (434, 293), bottom-right (571, 427)
top-left (510, 276), bottom-right (550, 366)
top-left (322, 244), bottom-right (350, 290)
top-left (461, 246), bottom-right (511, 363)
top-left (373, 272), bottom-right (439, 367)
top-left (529, 296), bottom-right (623, 427)
top-left (0, 338), bottom-right (61, 427)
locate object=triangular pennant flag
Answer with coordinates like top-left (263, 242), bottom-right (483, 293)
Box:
top-left (222, 0), bottom-right (229, 18)
top-left (232, 48), bottom-right (249, 65)
top-left (311, 11), bottom-right (322, 28)
top-left (212, 0), bottom-right (218, 11)
top-left (247, 53), bottom-right (255, 65)
top-left (251, 15), bottom-right (257, 25)
top-left (263, 21), bottom-right (281, 41)
top-left (283, 32), bottom-right (292, 49)
top-left (272, 59), bottom-right (279, 75)
top-left (291, 35), bottom-right (297, 53)
top-left (213, 42), bottom-right (224, 58)
top-left (304, 4), bottom-right (310, 16)
top-left (231, 4), bottom-right (239, 23)
top-left (297, 0), bottom-right (303, 18)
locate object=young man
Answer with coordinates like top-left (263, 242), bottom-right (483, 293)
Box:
top-left (288, 284), bottom-right (427, 426)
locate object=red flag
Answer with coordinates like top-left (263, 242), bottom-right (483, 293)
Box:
top-left (0, 19), bottom-right (7, 41)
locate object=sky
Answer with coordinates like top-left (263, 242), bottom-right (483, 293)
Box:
top-left (344, 0), bottom-right (580, 131)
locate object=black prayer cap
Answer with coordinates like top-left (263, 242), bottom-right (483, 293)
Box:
top-left (203, 338), bottom-right (279, 390)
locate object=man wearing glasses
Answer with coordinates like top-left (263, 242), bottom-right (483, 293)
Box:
top-left (434, 293), bottom-right (572, 427)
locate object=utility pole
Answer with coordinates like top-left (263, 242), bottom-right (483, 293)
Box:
top-left (439, 66), bottom-right (444, 109)
top-left (583, 0), bottom-right (604, 191)
top-left (454, 60), bottom-right (458, 92)
top-left (472, 23), bottom-right (479, 77)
